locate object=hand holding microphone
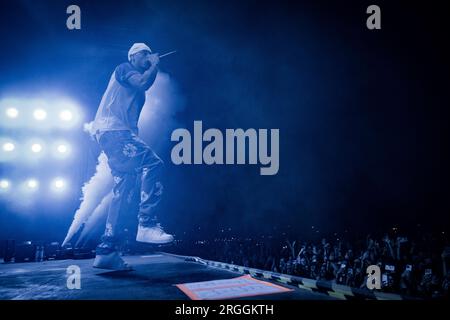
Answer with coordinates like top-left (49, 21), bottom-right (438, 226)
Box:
top-left (148, 50), bottom-right (177, 66)
top-left (148, 53), bottom-right (160, 67)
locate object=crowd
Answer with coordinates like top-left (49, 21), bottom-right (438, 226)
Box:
top-left (169, 230), bottom-right (450, 299)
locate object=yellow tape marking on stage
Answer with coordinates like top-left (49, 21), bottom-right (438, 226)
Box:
top-left (301, 278), bottom-right (318, 289)
top-left (328, 291), bottom-right (348, 300)
top-left (298, 284), bottom-right (313, 292)
top-left (278, 275), bottom-right (291, 284)
top-left (374, 291), bottom-right (402, 300)
top-left (249, 269), bottom-right (257, 277)
top-left (331, 283), bottom-right (354, 297)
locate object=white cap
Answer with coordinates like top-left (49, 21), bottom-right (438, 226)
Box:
top-left (128, 43), bottom-right (152, 61)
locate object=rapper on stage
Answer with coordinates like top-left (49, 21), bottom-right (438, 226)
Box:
top-left (90, 43), bottom-right (174, 270)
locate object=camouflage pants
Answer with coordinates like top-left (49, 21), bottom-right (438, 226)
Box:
top-left (97, 130), bottom-right (164, 250)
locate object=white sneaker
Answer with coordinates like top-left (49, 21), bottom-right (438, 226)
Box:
top-left (136, 224), bottom-right (174, 244)
top-left (93, 251), bottom-right (132, 271)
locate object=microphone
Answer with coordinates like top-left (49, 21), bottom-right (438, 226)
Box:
top-left (158, 50), bottom-right (177, 59)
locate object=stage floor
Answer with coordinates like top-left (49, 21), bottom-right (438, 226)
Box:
top-left (0, 253), bottom-right (336, 300)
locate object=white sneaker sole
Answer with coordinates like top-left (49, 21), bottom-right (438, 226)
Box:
top-left (93, 252), bottom-right (133, 271)
top-left (135, 236), bottom-right (174, 244)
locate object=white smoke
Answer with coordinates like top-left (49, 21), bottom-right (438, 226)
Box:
top-left (75, 191), bottom-right (113, 247)
top-left (62, 152), bottom-right (113, 246)
top-left (62, 72), bottom-right (185, 247)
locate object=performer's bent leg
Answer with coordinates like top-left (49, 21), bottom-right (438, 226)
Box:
top-left (93, 171), bottom-right (136, 271)
top-left (128, 135), bottom-right (174, 244)
top-left (137, 151), bottom-right (164, 227)
top-left (92, 130), bottom-right (141, 270)
top-left (135, 159), bottom-right (173, 243)
top-left (101, 172), bottom-right (137, 246)
top-left (96, 130), bottom-right (173, 252)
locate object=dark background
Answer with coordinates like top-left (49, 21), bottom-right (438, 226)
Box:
top-left (0, 0), bottom-right (449, 243)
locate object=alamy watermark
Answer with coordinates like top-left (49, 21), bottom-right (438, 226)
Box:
top-left (66, 5), bottom-right (81, 30)
top-left (66, 4), bottom-right (380, 31)
top-left (366, 5), bottom-right (381, 30)
top-left (366, 265), bottom-right (381, 290)
top-left (66, 265), bottom-right (81, 289)
top-left (170, 121), bottom-right (279, 176)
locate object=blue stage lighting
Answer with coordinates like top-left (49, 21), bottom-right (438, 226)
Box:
top-left (2, 142), bottom-right (15, 152)
top-left (0, 138), bottom-right (18, 161)
top-left (1, 97), bottom-right (82, 129)
top-left (6, 108), bottom-right (19, 118)
top-left (54, 100), bottom-right (82, 129)
top-left (0, 179), bottom-right (10, 190)
top-left (57, 144), bottom-right (68, 153)
top-left (31, 143), bottom-right (43, 153)
top-left (59, 110), bottom-right (73, 122)
top-left (51, 178), bottom-right (68, 193)
top-left (26, 179), bottom-right (39, 190)
top-left (51, 140), bottom-right (71, 159)
top-left (0, 99), bottom-right (22, 127)
top-left (33, 109), bottom-right (47, 121)
top-left (24, 139), bottom-right (46, 160)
